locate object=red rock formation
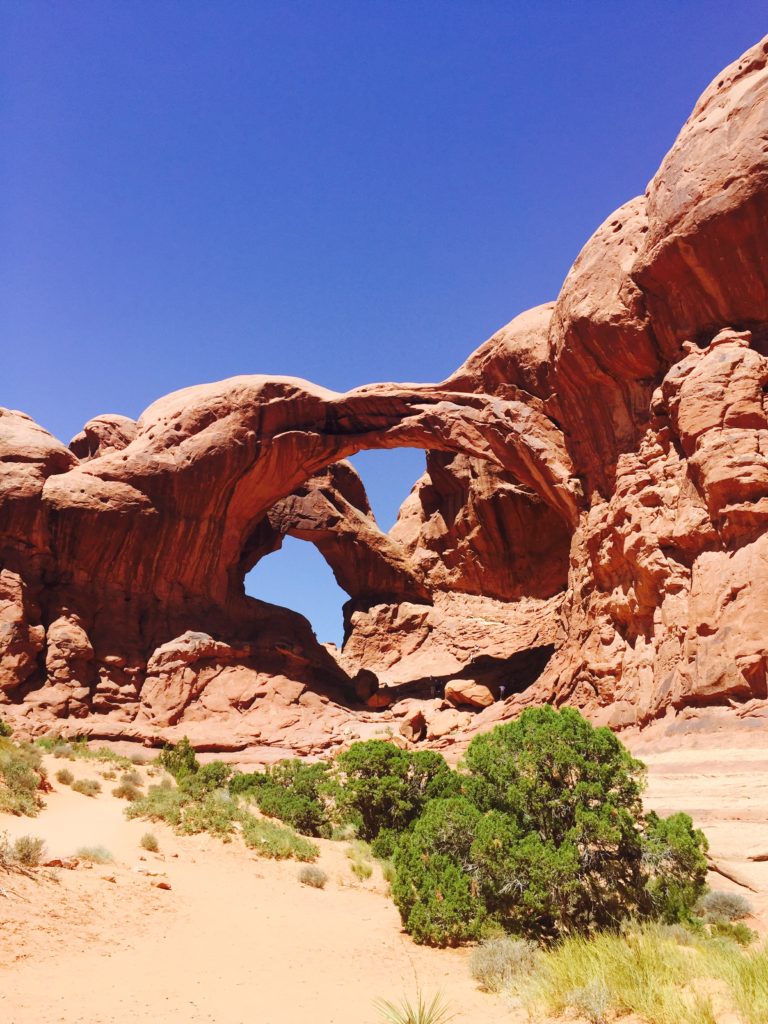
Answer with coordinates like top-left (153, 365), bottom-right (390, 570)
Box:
top-left (2, 36), bottom-right (768, 751)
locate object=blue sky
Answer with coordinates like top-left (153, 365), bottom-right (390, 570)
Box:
top-left (3, 2), bottom-right (765, 644)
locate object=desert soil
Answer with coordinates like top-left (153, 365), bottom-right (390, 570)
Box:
top-left (2, 724), bottom-right (767, 1024)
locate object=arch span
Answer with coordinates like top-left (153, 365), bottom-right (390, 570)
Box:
top-left (42, 375), bottom-right (580, 609)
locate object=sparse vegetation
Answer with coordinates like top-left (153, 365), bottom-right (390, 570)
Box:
top-left (12, 834), bottom-right (46, 867)
top-left (180, 792), bottom-right (243, 838)
top-left (127, 784), bottom-right (241, 839)
top-left (697, 889), bottom-right (752, 922)
top-left (347, 839), bottom-right (374, 881)
top-left (126, 782), bottom-right (185, 827)
top-left (0, 719), bottom-right (13, 737)
top-left (380, 859), bottom-right (396, 886)
top-left (523, 923), bottom-right (711, 1024)
top-left (710, 919), bottom-right (758, 946)
top-left (0, 735), bottom-right (47, 816)
top-left (469, 935), bottom-right (538, 993)
top-left (120, 769), bottom-right (143, 788)
top-left (140, 832), bottom-right (159, 852)
top-left (76, 845), bottom-right (113, 863)
top-left (157, 736), bottom-right (199, 780)
top-left (112, 782), bottom-right (141, 801)
top-left (520, 922), bottom-right (768, 1024)
top-left (126, 745), bottom-right (320, 862)
top-left (0, 830), bottom-right (46, 869)
top-left (375, 989), bottom-right (454, 1024)
top-left (35, 735), bottom-right (64, 752)
top-left (71, 778), bottom-right (101, 798)
top-left (37, 735), bottom-right (134, 767)
top-left (298, 864), bottom-right (328, 888)
top-left (704, 940), bottom-right (768, 1024)
top-left (55, 767), bottom-right (75, 786)
top-left (240, 814), bottom-right (319, 861)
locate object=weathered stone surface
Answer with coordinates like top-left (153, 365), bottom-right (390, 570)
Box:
top-left (390, 452), bottom-right (570, 603)
top-left (2, 37), bottom-right (768, 748)
top-left (69, 414), bottom-right (137, 461)
top-left (444, 680), bottom-right (495, 709)
top-left (397, 705), bottom-right (426, 743)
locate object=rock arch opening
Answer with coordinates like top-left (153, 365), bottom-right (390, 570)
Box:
top-left (244, 535), bottom-right (349, 647)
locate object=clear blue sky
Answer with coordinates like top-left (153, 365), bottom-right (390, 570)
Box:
top-left (2, 2), bottom-right (765, 644)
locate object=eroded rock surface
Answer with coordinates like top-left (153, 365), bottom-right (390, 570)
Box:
top-left (2, 37), bottom-right (768, 751)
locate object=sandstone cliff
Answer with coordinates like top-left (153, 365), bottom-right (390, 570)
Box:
top-left (2, 37), bottom-right (768, 752)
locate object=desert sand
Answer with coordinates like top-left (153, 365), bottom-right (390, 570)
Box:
top-left (2, 728), bottom-right (766, 1024)
top-left (1, 753), bottom-right (517, 1024)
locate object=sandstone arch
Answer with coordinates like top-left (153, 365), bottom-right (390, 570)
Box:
top-left (3, 37), bottom-right (768, 749)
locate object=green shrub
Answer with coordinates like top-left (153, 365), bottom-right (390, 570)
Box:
top-left (232, 759), bottom-right (334, 837)
top-left (120, 769), bottom-right (142, 787)
top-left (228, 768), bottom-right (267, 796)
top-left (55, 768), bottom-right (74, 786)
top-left (179, 760), bottom-right (234, 798)
top-left (299, 864), bottom-right (328, 888)
top-left (462, 706), bottom-right (650, 934)
top-left (140, 832), bottom-right (159, 852)
top-left (641, 811), bottom-right (708, 923)
top-left (697, 890), bottom-right (752, 922)
top-left (177, 792), bottom-right (242, 838)
top-left (0, 719), bottom-right (12, 737)
top-left (127, 784), bottom-right (185, 827)
top-left (240, 814), bottom-right (319, 861)
top-left (0, 737), bottom-right (46, 816)
top-left (158, 737), bottom-right (199, 780)
top-left (370, 828), bottom-right (399, 860)
top-left (391, 798), bottom-right (486, 946)
top-left (36, 735), bottom-right (63, 751)
top-left (470, 936), bottom-right (538, 993)
top-left (334, 741), bottom-right (458, 842)
top-left (710, 920), bottom-right (758, 946)
top-left (12, 834), bottom-right (46, 867)
top-left (112, 782), bottom-right (141, 802)
top-left (71, 778), bottom-right (101, 798)
top-left (76, 845), bottom-right (113, 863)
top-left (100, 769), bottom-right (117, 780)
top-left (388, 708), bottom-right (709, 945)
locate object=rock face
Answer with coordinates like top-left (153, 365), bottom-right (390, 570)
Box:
top-left (2, 37), bottom-right (768, 751)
